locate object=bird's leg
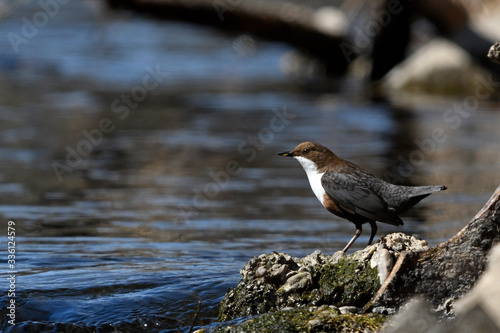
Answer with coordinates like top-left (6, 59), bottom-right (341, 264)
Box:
top-left (342, 224), bottom-right (362, 253)
top-left (368, 220), bottom-right (377, 245)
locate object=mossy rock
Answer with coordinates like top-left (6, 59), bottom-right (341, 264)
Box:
top-left (219, 281), bottom-right (277, 321)
top-left (318, 257), bottom-right (380, 307)
top-left (219, 252), bottom-right (382, 321)
top-left (216, 234), bottom-right (429, 331)
top-left (211, 307), bottom-right (386, 333)
top-left (309, 311), bottom-right (387, 333)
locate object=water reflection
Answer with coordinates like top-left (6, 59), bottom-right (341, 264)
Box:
top-left (0, 0), bottom-right (499, 331)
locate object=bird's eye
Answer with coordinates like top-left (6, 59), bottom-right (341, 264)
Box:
top-left (303, 148), bottom-right (309, 153)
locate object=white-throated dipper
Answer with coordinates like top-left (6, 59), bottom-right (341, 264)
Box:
top-left (278, 141), bottom-right (446, 253)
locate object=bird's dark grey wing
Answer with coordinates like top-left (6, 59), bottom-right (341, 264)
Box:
top-left (321, 172), bottom-right (403, 225)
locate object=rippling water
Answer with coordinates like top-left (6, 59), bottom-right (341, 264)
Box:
top-left (0, 1), bottom-right (499, 332)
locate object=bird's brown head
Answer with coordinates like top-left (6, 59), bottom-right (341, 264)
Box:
top-left (278, 142), bottom-right (338, 169)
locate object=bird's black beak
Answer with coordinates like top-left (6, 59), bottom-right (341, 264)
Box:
top-left (277, 150), bottom-right (294, 157)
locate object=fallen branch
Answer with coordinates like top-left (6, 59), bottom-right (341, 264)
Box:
top-left (188, 299), bottom-right (202, 333)
top-left (104, 0), bottom-right (354, 75)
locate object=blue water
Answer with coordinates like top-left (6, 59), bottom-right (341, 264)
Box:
top-left (0, 1), bottom-right (499, 332)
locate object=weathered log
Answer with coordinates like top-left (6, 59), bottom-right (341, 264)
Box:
top-left (104, 0), bottom-right (354, 75)
top-left (366, 185), bottom-right (500, 314)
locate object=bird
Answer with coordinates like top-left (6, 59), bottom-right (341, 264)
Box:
top-left (277, 141), bottom-right (446, 253)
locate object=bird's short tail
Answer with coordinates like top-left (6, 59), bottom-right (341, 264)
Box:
top-left (394, 184), bottom-right (447, 214)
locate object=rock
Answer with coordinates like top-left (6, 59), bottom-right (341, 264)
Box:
top-left (218, 233), bottom-right (429, 322)
top-left (381, 232), bottom-right (428, 253)
top-left (383, 39), bottom-right (485, 96)
top-left (255, 266), bottom-right (266, 278)
top-left (211, 307), bottom-right (387, 333)
top-left (279, 272), bottom-right (312, 293)
top-left (317, 257), bottom-right (380, 308)
top-left (298, 249), bottom-right (342, 273)
top-left (383, 297), bottom-right (500, 333)
top-left (370, 248), bottom-right (393, 284)
top-left (488, 42), bottom-right (500, 64)
top-left (338, 306), bottom-right (359, 314)
top-left (381, 297), bottom-right (440, 333)
top-left (240, 252), bottom-right (297, 286)
top-left (454, 243), bottom-right (500, 330)
top-left (369, 233), bottom-right (428, 285)
top-left (312, 6), bottom-right (348, 36)
top-left (307, 318), bottom-right (322, 329)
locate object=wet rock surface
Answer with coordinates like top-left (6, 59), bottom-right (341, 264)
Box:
top-left (488, 42), bottom-right (500, 64)
top-left (212, 306), bottom-right (386, 333)
top-left (218, 233), bottom-right (427, 325)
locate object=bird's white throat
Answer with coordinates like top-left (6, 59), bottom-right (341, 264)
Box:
top-left (295, 156), bottom-right (326, 204)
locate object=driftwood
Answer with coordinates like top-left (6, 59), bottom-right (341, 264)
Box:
top-left (366, 185), bottom-right (500, 314)
top-left (104, 0), bottom-right (354, 75)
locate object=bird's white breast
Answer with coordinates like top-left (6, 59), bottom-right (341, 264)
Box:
top-left (295, 156), bottom-right (326, 204)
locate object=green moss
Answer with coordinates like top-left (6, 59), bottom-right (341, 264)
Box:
top-left (219, 254), bottom-right (382, 322)
top-left (212, 309), bottom-right (312, 333)
top-left (237, 309), bottom-right (312, 333)
top-left (211, 308), bottom-right (387, 333)
top-left (218, 282), bottom-right (277, 322)
top-left (310, 312), bottom-right (387, 333)
top-left (318, 257), bottom-right (380, 307)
